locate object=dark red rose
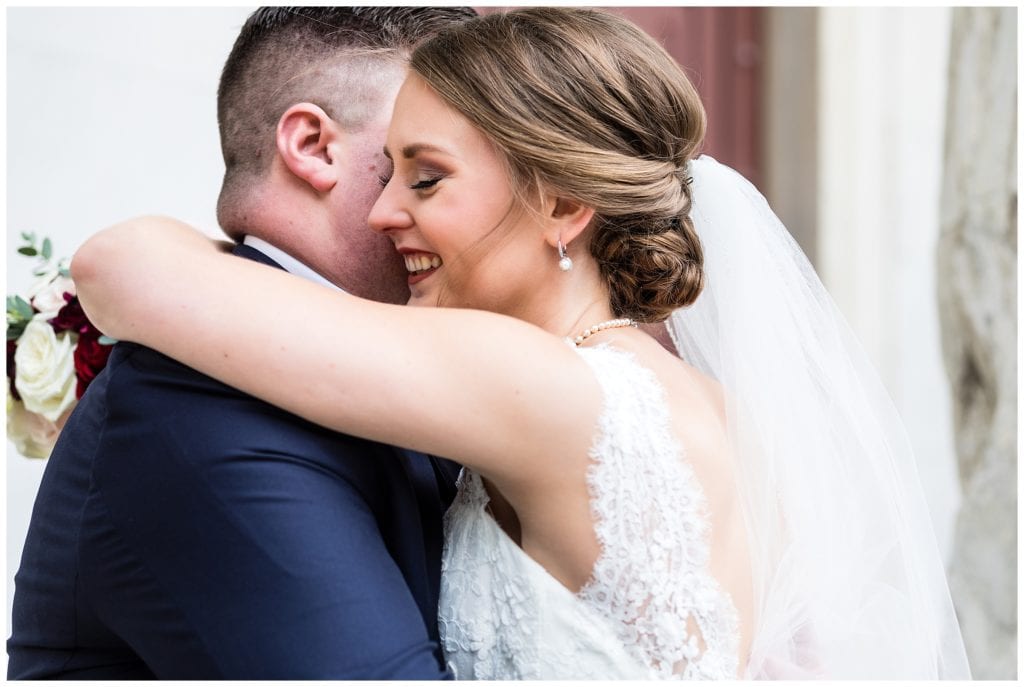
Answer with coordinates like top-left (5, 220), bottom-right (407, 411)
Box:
top-left (7, 339), bottom-right (20, 401)
top-left (74, 330), bottom-right (113, 398)
top-left (49, 294), bottom-right (90, 335)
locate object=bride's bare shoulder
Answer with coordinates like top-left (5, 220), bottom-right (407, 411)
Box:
top-left (624, 330), bottom-right (725, 417)
top-left (618, 330), bottom-right (730, 463)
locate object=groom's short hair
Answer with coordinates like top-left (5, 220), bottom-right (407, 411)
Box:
top-left (217, 6), bottom-right (475, 193)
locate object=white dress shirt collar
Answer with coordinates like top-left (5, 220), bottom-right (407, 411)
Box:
top-left (242, 236), bottom-right (345, 293)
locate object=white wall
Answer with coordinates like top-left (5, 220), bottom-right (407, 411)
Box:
top-left (817, 7), bottom-right (960, 559)
top-left (5, 7), bottom-right (255, 666)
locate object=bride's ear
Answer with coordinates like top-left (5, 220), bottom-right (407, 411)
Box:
top-left (275, 103), bottom-right (341, 193)
top-left (543, 196), bottom-right (595, 250)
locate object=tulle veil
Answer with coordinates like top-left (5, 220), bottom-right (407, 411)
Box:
top-left (667, 156), bottom-right (970, 678)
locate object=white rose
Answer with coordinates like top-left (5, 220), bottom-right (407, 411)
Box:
top-left (13, 315), bottom-right (78, 422)
top-left (29, 275), bottom-right (76, 316)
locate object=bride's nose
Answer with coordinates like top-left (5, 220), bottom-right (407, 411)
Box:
top-left (368, 180), bottom-right (413, 236)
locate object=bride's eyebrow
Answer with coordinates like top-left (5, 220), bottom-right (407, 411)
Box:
top-left (402, 142), bottom-right (448, 157)
top-left (381, 143), bottom-right (454, 164)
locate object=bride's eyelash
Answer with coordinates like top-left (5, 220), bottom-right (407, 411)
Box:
top-left (410, 176), bottom-right (443, 190)
top-left (377, 174), bottom-right (444, 190)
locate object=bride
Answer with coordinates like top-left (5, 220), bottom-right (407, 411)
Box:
top-left (72, 7), bottom-right (969, 679)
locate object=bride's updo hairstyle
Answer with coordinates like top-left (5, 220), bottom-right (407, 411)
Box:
top-left (410, 7), bottom-right (706, 322)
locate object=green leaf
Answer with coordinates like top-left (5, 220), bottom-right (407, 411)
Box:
top-left (41, 238), bottom-right (52, 260)
top-left (20, 231), bottom-right (32, 242)
top-left (12, 295), bottom-right (34, 320)
top-left (6, 303), bottom-right (30, 325)
top-left (97, 335), bottom-right (118, 346)
top-left (58, 265), bottom-right (71, 278)
top-left (17, 246), bottom-right (38, 257)
top-left (7, 322), bottom-right (27, 340)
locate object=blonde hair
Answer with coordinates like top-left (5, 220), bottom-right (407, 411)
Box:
top-left (410, 7), bottom-right (707, 322)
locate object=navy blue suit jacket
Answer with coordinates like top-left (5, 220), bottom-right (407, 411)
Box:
top-left (8, 245), bottom-right (460, 679)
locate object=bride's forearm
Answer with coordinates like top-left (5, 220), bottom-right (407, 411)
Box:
top-left (71, 218), bottom-right (600, 484)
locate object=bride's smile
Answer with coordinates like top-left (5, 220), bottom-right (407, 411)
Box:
top-left (399, 249), bottom-right (443, 285)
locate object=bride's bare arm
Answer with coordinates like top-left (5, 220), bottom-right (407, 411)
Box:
top-left (72, 217), bottom-right (601, 487)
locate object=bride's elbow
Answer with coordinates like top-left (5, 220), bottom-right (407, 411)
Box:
top-left (71, 216), bottom-right (157, 335)
top-left (70, 229), bottom-right (107, 289)
top-left (72, 214), bottom-right (176, 281)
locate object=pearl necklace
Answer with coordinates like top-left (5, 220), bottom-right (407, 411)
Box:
top-left (571, 317), bottom-right (637, 346)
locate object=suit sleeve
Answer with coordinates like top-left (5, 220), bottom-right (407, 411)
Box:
top-left (79, 347), bottom-right (451, 679)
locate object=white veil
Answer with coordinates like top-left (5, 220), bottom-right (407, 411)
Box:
top-left (668, 156), bottom-right (971, 678)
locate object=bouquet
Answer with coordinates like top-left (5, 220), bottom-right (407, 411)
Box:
top-left (7, 233), bottom-right (114, 458)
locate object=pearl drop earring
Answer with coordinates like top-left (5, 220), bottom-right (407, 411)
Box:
top-left (557, 239), bottom-right (573, 272)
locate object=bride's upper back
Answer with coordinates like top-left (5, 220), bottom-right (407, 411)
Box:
top-left (621, 332), bottom-right (754, 668)
top-left (491, 329), bottom-right (753, 675)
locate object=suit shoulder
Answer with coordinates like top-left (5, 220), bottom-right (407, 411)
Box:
top-left (100, 344), bottom-right (406, 471)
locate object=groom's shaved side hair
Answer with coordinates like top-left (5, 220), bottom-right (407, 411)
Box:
top-left (217, 6), bottom-right (475, 198)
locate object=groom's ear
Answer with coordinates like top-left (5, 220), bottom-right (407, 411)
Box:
top-left (542, 195), bottom-right (595, 251)
top-left (275, 103), bottom-right (341, 193)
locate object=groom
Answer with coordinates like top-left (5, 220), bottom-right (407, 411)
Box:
top-left (8, 7), bottom-right (474, 679)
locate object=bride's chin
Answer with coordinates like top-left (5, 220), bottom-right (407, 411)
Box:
top-left (405, 292), bottom-right (438, 308)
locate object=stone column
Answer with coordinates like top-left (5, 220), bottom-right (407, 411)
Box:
top-left (937, 7), bottom-right (1017, 679)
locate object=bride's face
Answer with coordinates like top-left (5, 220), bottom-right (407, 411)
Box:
top-left (368, 74), bottom-right (549, 313)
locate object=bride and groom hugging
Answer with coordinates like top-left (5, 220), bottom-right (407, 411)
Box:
top-left (10, 6), bottom-right (970, 681)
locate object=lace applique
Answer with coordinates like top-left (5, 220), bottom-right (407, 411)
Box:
top-left (441, 470), bottom-right (636, 679)
top-left (438, 344), bottom-right (739, 679)
top-left (574, 344), bottom-right (739, 679)
top-left (437, 472), bottom-right (534, 679)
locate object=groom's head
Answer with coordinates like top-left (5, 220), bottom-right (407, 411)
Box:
top-left (215, 7), bottom-right (475, 302)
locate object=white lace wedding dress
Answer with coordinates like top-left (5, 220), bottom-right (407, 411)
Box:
top-left (438, 344), bottom-right (740, 680)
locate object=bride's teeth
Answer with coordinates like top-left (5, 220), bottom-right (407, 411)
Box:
top-left (405, 254), bottom-right (442, 273)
